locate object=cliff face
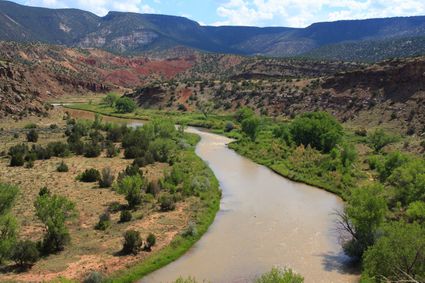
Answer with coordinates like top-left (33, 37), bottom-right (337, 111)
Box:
top-left (0, 62), bottom-right (46, 117)
top-left (127, 56), bottom-right (425, 135)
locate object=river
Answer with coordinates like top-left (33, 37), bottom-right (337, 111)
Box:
top-left (64, 108), bottom-right (358, 283)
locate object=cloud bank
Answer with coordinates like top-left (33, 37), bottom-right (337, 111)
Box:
top-left (214, 0), bottom-right (425, 27)
top-left (25, 0), bottom-right (155, 16)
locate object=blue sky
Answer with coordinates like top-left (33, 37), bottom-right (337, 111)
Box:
top-left (12, 0), bottom-right (425, 27)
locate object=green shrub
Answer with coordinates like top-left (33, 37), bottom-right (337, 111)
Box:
top-left (95, 212), bottom-right (111, 231)
top-left (242, 116), bottom-right (260, 141)
top-left (56, 161), bottom-right (69, 172)
top-left (146, 181), bottom-right (160, 196)
top-left (35, 194), bottom-right (76, 254)
top-left (117, 175), bottom-right (144, 209)
top-left (25, 160), bottom-right (34, 169)
top-left (99, 168), bottom-right (114, 188)
top-left (0, 184), bottom-right (19, 262)
top-left (102, 92), bottom-right (119, 107)
top-left (115, 97), bottom-right (137, 113)
top-left (11, 240), bottom-right (39, 267)
top-left (149, 138), bottom-right (175, 162)
top-left (107, 201), bottom-right (122, 213)
top-left (235, 107), bottom-right (254, 122)
top-left (122, 230), bottom-right (142, 255)
top-left (47, 142), bottom-right (70, 157)
top-left (31, 145), bottom-right (52, 160)
top-left (24, 123), bottom-right (37, 129)
top-left (84, 143), bottom-right (101, 158)
top-left (26, 129), bottom-right (39, 143)
top-left (224, 121), bottom-right (235, 132)
top-left (119, 210), bottom-right (132, 223)
top-left (406, 201), bottom-right (425, 223)
top-left (255, 267), bottom-right (304, 283)
top-left (10, 153), bottom-right (25, 167)
top-left (79, 168), bottom-right (101, 183)
top-left (83, 271), bottom-right (105, 283)
top-left (367, 129), bottom-right (398, 152)
top-left (290, 112), bottom-right (343, 153)
top-left (340, 184), bottom-right (387, 260)
top-left (363, 222), bottom-right (425, 282)
top-left (106, 143), bottom-right (119, 158)
top-left (124, 146), bottom-right (144, 159)
top-left (39, 187), bottom-right (51, 197)
top-left (159, 193), bottom-right (175, 211)
top-left (144, 233), bottom-right (156, 251)
top-left (182, 221), bottom-right (198, 238)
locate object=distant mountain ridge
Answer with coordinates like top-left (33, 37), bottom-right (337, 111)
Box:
top-left (1, 0), bottom-right (425, 60)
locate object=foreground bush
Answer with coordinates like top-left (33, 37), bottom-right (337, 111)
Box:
top-left (11, 240), bottom-right (39, 267)
top-left (34, 193), bottom-right (76, 254)
top-left (79, 168), bottom-right (101, 183)
top-left (122, 230), bottom-right (142, 255)
top-left (255, 267), bottom-right (304, 283)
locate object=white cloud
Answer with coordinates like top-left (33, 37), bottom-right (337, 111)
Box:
top-left (25, 0), bottom-right (156, 16)
top-left (214, 0), bottom-right (425, 27)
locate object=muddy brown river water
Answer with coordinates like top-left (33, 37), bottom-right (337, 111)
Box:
top-left (64, 108), bottom-right (359, 283)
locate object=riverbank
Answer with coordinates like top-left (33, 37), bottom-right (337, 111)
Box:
top-left (62, 103), bottom-right (425, 282)
top-left (107, 147), bottom-right (221, 283)
top-left (64, 103), bottom-right (358, 199)
top-left (0, 108), bottom-right (221, 283)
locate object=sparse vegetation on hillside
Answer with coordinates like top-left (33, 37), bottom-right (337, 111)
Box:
top-left (0, 110), bottom-right (220, 282)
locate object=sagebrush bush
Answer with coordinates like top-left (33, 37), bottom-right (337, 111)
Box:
top-left (95, 212), bottom-right (111, 231)
top-left (47, 142), bottom-right (70, 157)
top-left (159, 193), bottom-right (175, 211)
top-left (56, 161), bottom-right (69, 172)
top-left (119, 210), bottom-right (132, 223)
top-left (83, 271), bottom-right (105, 283)
top-left (99, 167), bottom-right (114, 188)
top-left (26, 129), bottom-right (39, 143)
top-left (122, 230), bottom-right (142, 255)
top-left (106, 143), bottom-right (119, 158)
top-left (10, 153), bottom-right (25, 167)
top-left (11, 240), bottom-right (39, 267)
top-left (84, 143), bottom-right (101, 158)
top-left (144, 233), bottom-right (156, 251)
top-left (79, 168), bottom-right (101, 182)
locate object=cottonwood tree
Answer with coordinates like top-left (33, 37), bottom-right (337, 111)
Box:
top-left (336, 184), bottom-right (387, 260)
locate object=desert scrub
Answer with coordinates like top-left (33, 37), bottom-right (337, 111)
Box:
top-left (78, 168), bottom-right (101, 183)
top-left (56, 161), bottom-right (69, 172)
